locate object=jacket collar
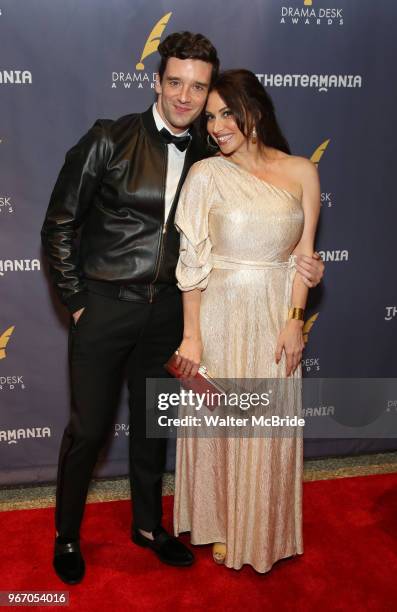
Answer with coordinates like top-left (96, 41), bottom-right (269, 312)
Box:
top-left (141, 105), bottom-right (163, 139)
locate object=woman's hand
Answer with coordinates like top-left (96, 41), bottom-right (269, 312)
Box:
top-left (174, 337), bottom-right (203, 378)
top-left (275, 320), bottom-right (305, 377)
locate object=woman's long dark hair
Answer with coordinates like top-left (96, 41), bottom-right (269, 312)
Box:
top-left (206, 69), bottom-right (290, 154)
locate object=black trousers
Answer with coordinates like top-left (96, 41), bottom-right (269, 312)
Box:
top-left (55, 288), bottom-right (183, 540)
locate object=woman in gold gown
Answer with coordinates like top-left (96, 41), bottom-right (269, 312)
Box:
top-left (173, 70), bottom-right (320, 573)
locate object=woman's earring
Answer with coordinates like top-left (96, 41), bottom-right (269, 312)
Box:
top-left (207, 134), bottom-right (219, 149)
top-left (251, 127), bottom-right (257, 145)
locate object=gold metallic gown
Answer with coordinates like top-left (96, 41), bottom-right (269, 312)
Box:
top-left (173, 156), bottom-right (304, 573)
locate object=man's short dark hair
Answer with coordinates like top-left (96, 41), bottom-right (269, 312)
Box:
top-left (158, 31), bottom-right (219, 84)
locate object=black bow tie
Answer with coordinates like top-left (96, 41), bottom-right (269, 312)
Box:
top-left (159, 128), bottom-right (191, 152)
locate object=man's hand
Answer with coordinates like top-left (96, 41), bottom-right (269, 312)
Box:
top-left (73, 308), bottom-right (85, 325)
top-left (295, 252), bottom-right (324, 288)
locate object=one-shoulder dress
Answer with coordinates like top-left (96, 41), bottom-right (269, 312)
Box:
top-left (173, 156), bottom-right (304, 573)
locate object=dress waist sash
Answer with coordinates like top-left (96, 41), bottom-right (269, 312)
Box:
top-left (212, 254), bottom-right (297, 270)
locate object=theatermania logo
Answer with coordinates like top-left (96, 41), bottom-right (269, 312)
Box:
top-left (318, 249), bottom-right (348, 262)
top-left (0, 427), bottom-right (51, 445)
top-left (302, 313), bottom-right (321, 373)
top-left (385, 306), bottom-right (397, 321)
top-left (280, 0), bottom-right (344, 26)
top-left (0, 258), bottom-right (40, 276)
top-left (111, 12), bottom-right (172, 90)
top-left (255, 73), bottom-right (361, 94)
top-left (0, 70), bottom-right (32, 85)
top-left (302, 404), bottom-right (335, 417)
top-left (311, 139), bottom-right (333, 208)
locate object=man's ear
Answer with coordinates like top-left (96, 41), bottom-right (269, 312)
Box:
top-left (154, 73), bottom-right (162, 96)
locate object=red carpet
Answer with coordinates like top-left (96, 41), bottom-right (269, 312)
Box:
top-left (1, 473), bottom-right (397, 611)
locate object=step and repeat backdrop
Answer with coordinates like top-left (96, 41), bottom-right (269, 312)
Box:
top-left (1, 0), bottom-right (396, 484)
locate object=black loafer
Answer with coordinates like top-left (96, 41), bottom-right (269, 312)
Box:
top-left (132, 525), bottom-right (194, 566)
top-left (53, 537), bottom-right (85, 584)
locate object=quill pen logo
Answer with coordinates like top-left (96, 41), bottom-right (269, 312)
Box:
top-left (136, 12), bottom-right (172, 70)
top-left (302, 314), bottom-right (320, 373)
top-left (311, 139), bottom-right (333, 208)
top-left (310, 139), bottom-right (330, 166)
top-left (0, 326), bottom-right (15, 359)
top-left (111, 12), bottom-right (173, 89)
top-left (0, 326), bottom-right (26, 392)
top-left (303, 314), bottom-right (319, 345)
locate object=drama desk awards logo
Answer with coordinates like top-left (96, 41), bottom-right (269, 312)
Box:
top-left (280, 0), bottom-right (344, 26)
top-left (114, 423), bottom-right (130, 437)
top-left (0, 196), bottom-right (14, 214)
top-left (302, 313), bottom-right (321, 374)
top-left (112, 12), bottom-right (172, 90)
top-left (0, 326), bottom-right (26, 391)
top-left (310, 139), bottom-right (333, 208)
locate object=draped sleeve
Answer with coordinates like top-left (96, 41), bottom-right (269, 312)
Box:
top-left (174, 161), bottom-right (213, 291)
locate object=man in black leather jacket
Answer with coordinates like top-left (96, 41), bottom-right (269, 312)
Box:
top-left (42, 31), bottom-right (324, 583)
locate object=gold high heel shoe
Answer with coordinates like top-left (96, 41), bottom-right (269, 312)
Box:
top-left (212, 542), bottom-right (226, 564)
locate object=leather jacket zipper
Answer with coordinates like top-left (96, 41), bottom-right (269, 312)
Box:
top-left (149, 224), bottom-right (167, 303)
top-left (149, 146), bottom-right (168, 303)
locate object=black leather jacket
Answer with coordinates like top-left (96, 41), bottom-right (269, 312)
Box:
top-left (41, 106), bottom-right (209, 312)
